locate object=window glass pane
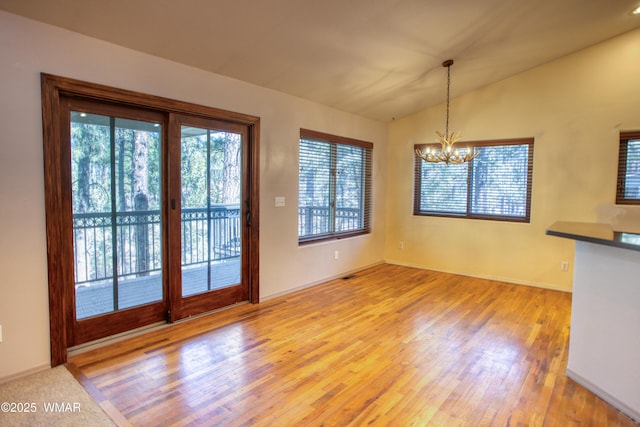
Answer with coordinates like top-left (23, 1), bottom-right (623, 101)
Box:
top-left (71, 112), bottom-right (163, 319)
top-left (624, 139), bottom-right (640, 199)
top-left (299, 139), bottom-right (332, 238)
top-left (71, 113), bottom-right (113, 315)
top-left (418, 157), bottom-right (468, 214)
top-left (470, 144), bottom-right (529, 217)
top-left (336, 144), bottom-right (365, 232)
top-left (181, 127), bottom-right (242, 297)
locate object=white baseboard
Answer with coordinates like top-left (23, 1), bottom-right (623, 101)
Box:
top-left (384, 259), bottom-right (571, 293)
top-left (260, 261), bottom-right (385, 302)
top-left (0, 364), bottom-right (51, 385)
top-left (566, 368), bottom-right (640, 423)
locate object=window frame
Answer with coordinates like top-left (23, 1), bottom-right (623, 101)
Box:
top-left (298, 129), bottom-right (373, 245)
top-left (616, 131), bottom-right (640, 205)
top-left (413, 137), bottom-right (534, 223)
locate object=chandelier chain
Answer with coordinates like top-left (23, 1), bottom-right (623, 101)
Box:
top-left (445, 62), bottom-right (450, 138)
top-left (414, 58), bottom-right (479, 165)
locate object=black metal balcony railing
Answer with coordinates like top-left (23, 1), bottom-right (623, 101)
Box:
top-left (298, 206), bottom-right (363, 236)
top-left (73, 205), bottom-right (241, 286)
top-left (73, 205), bottom-right (362, 287)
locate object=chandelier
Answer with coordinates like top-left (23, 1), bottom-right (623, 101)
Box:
top-left (415, 59), bottom-right (478, 165)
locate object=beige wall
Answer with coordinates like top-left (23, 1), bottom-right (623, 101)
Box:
top-left (2, 9), bottom-right (639, 381)
top-left (385, 27), bottom-right (640, 291)
top-left (0, 11), bottom-right (387, 379)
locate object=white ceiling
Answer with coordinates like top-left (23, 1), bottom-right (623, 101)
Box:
top-left (2, 0), bottom-right (639, 122)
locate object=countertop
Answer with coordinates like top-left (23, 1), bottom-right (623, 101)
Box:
top-left (546, 221), bottom-right (640, 252)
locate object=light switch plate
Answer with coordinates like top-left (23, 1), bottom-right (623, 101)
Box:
top-left (275, 196), bottom-right (285, 207)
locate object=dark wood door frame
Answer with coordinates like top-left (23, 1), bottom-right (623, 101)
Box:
top-left (41, 73), bottom-right (260, 366)
top-left (168, 114), bottom-right (252, 321)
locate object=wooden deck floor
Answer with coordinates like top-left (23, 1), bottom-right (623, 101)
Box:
top-left (76, 258), bottom-right (241, 319)
top-left (69, 264), bottom-right (639, 426)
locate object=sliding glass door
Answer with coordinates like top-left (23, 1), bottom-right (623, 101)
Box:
top-left (43, 74), bottom-right (259, 365)
top-left (45, 91), bottom-right (255, 349)
top-left (168, 115), bottom-right (249, 320)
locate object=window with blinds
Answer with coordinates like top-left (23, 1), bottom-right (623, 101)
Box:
top-left (616, 131), bottom-right (640, 204)
top-left (414, 138), bottom-right (534, 222)
top-left (299, 129), bottom-right (373, 244)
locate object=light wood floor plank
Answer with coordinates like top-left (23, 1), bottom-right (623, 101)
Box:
top-left (70, 264), bottom-right (639, 426)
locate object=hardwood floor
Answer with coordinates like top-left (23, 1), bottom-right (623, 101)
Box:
top-left (68, 264), bottom-right (639, 426)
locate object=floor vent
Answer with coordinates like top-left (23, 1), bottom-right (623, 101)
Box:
top-left (342, 275), bottom-right (356, 280)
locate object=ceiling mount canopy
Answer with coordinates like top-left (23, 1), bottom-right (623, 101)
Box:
top-left (415, 59), bottom-right (478, 166)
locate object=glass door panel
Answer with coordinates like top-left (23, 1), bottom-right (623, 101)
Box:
top-left (180, 125), bottom-right (242, 297)
top-left (70, 111), bottom-right (163, 319)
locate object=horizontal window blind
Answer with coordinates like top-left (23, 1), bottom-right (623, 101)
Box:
top-left (299, 129), bottom-right (372, 244)
top-left (617, 131), bottom-right (640, 204)
top-left (470, 144), bottom-right (531, 218)
top-left (414, 138), bottom-right (534, 222)
top-left (415, 151), bottom-right (468, 215)
top-left (299, 139), bottom-right (333, 239)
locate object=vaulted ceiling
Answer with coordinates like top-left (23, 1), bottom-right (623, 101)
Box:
top-left (2, 0), bottom-right (639, 121)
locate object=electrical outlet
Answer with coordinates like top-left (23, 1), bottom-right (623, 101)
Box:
top-left (0, 324), bottom-right (3, 343)
top-left (275, 196), bottom-right (285, 207)
top-left (561, 261), bottom-right (569, 272)
top-left (334, 250), bottom-right (339, 260)
top-left (399, 241), bottom-right (404, 250)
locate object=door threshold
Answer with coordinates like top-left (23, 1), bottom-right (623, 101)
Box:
top-left (68, 321), bottom-right (169, 356)
top-left (67, 300), bottom-right (250, 357)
